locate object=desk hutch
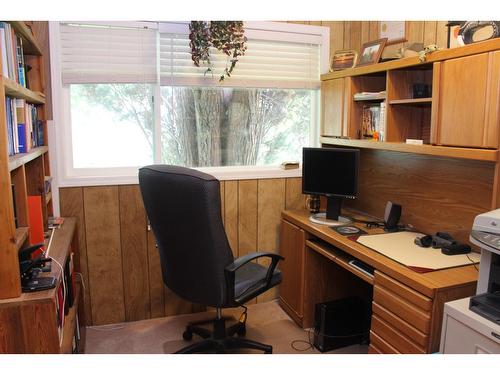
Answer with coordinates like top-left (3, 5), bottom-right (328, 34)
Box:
top-left (279, 39), bottom-right (500, 354)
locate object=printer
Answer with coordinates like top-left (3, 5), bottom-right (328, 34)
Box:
top-left (469, 208), bottom-right (500, 325)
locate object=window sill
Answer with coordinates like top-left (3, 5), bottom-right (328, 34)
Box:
top-left (58, 165), bottom-right (302, 187)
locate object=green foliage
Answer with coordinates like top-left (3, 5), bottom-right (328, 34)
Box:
top-left (189, 21), bottom-right (247, 82)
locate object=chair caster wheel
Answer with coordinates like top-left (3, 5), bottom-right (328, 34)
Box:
top-left (183, 330), bottom-right (193, 341)
top-left (236, 326), bottom-right (246, 337)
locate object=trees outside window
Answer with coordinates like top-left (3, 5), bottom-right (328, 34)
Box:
top-left (70, 84), bottom-right (312, 169)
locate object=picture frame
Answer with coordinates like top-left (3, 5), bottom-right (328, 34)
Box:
top-left (330, 49), bottom-right (358, 71)
top-left (379, 21), bottom-right (407, 45)
top-left (357, 38), bottom-right (388, 67)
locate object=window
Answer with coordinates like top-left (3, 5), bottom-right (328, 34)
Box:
top-left (160, 87), bottom-right (313, 167)
top-left (52, 21), bottom-right (329, 183)
top-left (70, 84), bottom-right (155, 168)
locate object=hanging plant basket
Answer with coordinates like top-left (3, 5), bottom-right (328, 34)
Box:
top-left (189, 21), bottom-right (247, 82)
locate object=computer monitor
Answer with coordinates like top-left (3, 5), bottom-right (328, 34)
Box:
top-left (302, 147), bottom-right (359, 225)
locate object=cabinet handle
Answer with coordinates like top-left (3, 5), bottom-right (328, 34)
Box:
top-left (491, 332), bottom-right (500, 340)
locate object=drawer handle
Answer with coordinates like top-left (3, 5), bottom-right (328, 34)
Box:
top-left (492, 332), bottom-right (500, 340)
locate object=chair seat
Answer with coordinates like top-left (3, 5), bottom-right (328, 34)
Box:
top-left (234, 262), bottom-right (282, 303)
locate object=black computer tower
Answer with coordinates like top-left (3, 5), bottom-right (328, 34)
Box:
top-left (313, 297), bottom-right (371, 352)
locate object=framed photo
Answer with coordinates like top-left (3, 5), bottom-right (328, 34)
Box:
top-left (330, 50), bottom-right (358, 71)
top-left (380, 21), bottom-right (407, 45)
top-left (357, 38), bottom-right (388, 67)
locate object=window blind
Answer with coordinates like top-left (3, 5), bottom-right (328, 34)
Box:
top-left (60, 22), bottom-right (158, 84)
top-left (159, 23), bottom-right (322, 89)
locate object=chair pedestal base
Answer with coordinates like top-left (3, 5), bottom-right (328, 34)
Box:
top-left (175, 315), bottom-right (272, 354)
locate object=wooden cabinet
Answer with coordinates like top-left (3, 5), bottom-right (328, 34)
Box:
top-left (321, 78), bottom-right (348, 137)
top-left (433, 52), bottom-right (500, 148)
top-left (320, 39), bottom-right (500, 162)
top-left (278, 219), bottom-right (306, 325)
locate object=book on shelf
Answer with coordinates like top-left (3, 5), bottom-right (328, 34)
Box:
top-left (27, 196), bottom-right (44, 252)
top-left (0, 22), bottom-right (27, 87)
top-left (4, 98), bottom-right (43, 156)
top-left (361, 102), bottom-right (387, 142)
top-left (354, 91), bottom-right (386, 101)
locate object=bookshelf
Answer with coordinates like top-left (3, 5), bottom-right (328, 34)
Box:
top-left (0, 21), bottom-right (86, 353)
top-left (1, 20), bottom-right (50, 299)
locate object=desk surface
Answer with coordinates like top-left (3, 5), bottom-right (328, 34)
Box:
top-left (282, 210), bottom-right (478, 298)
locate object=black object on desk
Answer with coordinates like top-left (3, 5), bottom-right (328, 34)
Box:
top-left (414, 232), bottom-right (471, 255)
top-left (18, 244), bottom-right (56, 293)
top-left (332, 225), bottom-right (367, 236)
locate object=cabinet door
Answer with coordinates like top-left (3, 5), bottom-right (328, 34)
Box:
top-left (321, 78), bottom-right (347, 137)
top-left (435, 52), bottom-right (498, 148)
top-left (279, 220), bottom-right (305, 322)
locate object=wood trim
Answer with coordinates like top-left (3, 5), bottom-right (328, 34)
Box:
top-left (9, 21), bottom-right (43, 55)
top-left (430, 62), bottom-right (441, 144)
top-left (485, 51), bottom-right (500, 148)
top-left (322, 38), bottom-right (500, 80)
top-left (9, 146), bottom-right (49, 171)
top-left (2, 76), bottom-right (45, 104)
top-left (279, 297), bottom-right (303, 326)
top-left (320, 137), bottom-right (498, 162)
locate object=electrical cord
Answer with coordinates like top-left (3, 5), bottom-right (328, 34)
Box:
top-left (466, 253), bottom-right (479, 271)
top-left (290, 328), bottom-right (369, 352)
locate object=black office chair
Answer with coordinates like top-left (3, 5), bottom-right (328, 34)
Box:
top-left (138, 165), bottom-right (283, 354)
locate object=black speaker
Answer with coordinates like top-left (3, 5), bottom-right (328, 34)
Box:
top-left (313, 297), bottom-right (371, 352)
top-left (384, 201), bottom-right (402, 232)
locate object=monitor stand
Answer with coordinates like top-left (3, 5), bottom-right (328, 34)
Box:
top-left (309, 196), bottom-right (352, 226)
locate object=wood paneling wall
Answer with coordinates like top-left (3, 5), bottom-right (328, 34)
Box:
top-left (341, 149), bottom-right (495, 246)
top-left (59, 178), bottom-right (305, 326)
top-left (289, 21), bottom-right (449, 63)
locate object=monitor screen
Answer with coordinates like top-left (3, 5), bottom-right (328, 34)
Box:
top-left (302, 147), bottom-right (359, 198)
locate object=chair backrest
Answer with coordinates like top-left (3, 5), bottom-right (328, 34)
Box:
top-left (139, 165), bottom-right (234, 307)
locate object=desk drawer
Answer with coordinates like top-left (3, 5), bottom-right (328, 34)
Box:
top-left (369, 331), bottom-right (400, 354)
top-left (371, 315), bottom-right (426, 354)
top-left (375, 271), bottom-right (432, 311)
top-left (373, 285), bottom-right (431, 333)
top-left (372, 302), bottom-right (429, 348)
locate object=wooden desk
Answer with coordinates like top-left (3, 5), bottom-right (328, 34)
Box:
top-left (0, 217), bottom-right (86, 353)
top-left (279, 209), bottom-right (478, 354)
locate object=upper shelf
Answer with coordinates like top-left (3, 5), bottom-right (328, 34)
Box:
top-left (322, 38), bottom-right (500, 81)
top-left (9, 146), bottom-right (48, 171)
top-left (320, 137), bottom-right (498, 162)
top-left (2, 77), bottom-right (46, 104)
top-left (8, 21), bottom-right (42, 56)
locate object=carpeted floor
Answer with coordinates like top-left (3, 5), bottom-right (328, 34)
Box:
top-left (85, 300), bottom-right (368, 354)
